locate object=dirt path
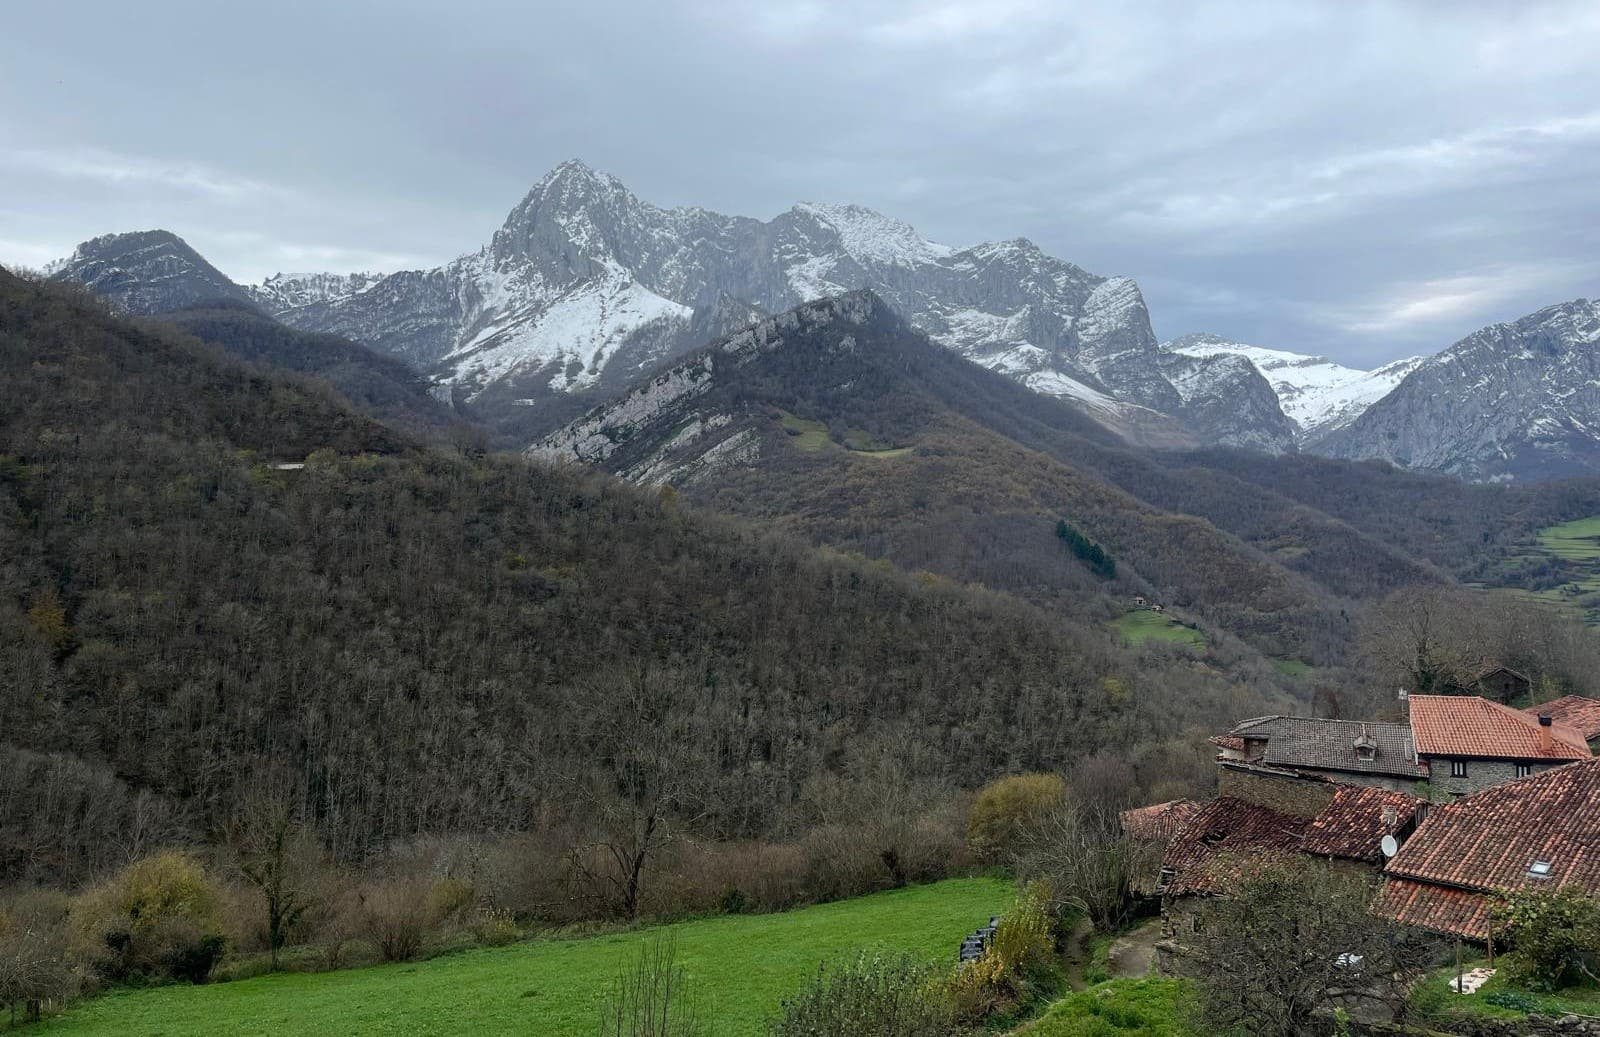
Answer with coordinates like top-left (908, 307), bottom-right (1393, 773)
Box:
top-left (1106, 917), bottom-right (1163, 979)
top-left (1059, 915), bottom-right (1095, 991)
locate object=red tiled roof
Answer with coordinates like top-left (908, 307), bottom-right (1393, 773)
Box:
top-left (1524, 696), bottom-right (1600, 742)
top-left (1408, 695), bottom-right (1590, 761)
top-left (1159, 797), bottom-right (1308, 896)
top-left (1372, 879), bottom-right (1497, 939)
top-left (1385, 758), bottom-right (1600, 896)
top-left (1121, 799), bottom-right (1203, 841)
top-left (1209, 735), bottom-right (1245, 752)
top-left (1302, 786), bottom-right (1423, 863)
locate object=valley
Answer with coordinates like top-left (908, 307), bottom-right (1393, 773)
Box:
top-left (8, 5), bottom-right (1600, 1034)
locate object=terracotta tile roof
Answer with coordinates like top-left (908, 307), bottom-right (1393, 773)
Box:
top-left (1372, 878), bottom-right (1496, 939)
top-left (1302, 786), bottom-right (1424, 863)
top-left (1524, 696), bottom-right (1600, 742)
top-left (1159, 797), bottom-right (1308, 896)
top-left (1209, 735), bottom-right (1245, 752)
top-left (1121, 799), bottom-right (1203, 841)
top-left (1384, 758), bottom-right (1600, 894)
top-left (1408, 695), bottom-right (1590, 761)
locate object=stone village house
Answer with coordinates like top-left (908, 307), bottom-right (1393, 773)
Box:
top-left (1224, 694), bottom-right (1592, 801)
top-left (1152, 694), bottom-right (1600, 965)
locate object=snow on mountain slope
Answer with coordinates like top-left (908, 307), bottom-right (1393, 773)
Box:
top-left (1163, 333), bottom-right (1424, 440)
top-left (226, 160), bottom-right (1232, 445)
top-left (444, 268), bottom-right (691, 393)
top-left (250, 271), bottom-right (387, 310)
top-left (49, 162), bottom-right (1292, 451)
top-left (1314, 299), bottom-right (1600, 482)
top-left (47, 230), bottom-right (256, 314)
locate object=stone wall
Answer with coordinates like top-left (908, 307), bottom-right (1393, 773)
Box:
top-left (1219, 763), bottom-right (1340, 818)
top-left (1327, 1012), bottom-right (1600, 1036)
top-left (1425, 758), bottom-right (1564, 800)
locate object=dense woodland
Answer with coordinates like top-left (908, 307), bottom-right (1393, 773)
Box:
top-left (0, 273), bottom-right (1265, 893)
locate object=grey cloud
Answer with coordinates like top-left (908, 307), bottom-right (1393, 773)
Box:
top-left (2, 0), bottom-right (1597, 366)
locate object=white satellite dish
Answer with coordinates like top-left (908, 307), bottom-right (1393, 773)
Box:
top-left (1380, 835), bottom-right (1399, 858)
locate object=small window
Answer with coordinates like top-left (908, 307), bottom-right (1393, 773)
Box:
top-left (1450, 759), bottom-right (1468, 778)
top-left (1356, 746), bottom-right (1376, 762)
top-left (1528, 861), bottom-right (1553, 879)
top-left (1516, 763), bottom-right (1533, 778)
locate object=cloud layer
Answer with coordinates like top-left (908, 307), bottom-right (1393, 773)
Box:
top-left (3, 0), bottom-right (1598, 365)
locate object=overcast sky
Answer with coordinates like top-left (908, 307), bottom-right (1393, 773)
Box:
top-left (3, 1), bottom-right (1598, 366)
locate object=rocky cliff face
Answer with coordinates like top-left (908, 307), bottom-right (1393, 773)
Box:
top-left (239, 161), bottom-right (1237, 445)
top-left (1157, 349), bottom-right (1299, 452)
top-left (533, 291), bottom-right (887, 484)
top-left (47, 230), bottom-right (256, 315)
top-left (1162, 333), bottom-right (1424, 443)
top-left (1314, 299), bottom-right (1600, 481)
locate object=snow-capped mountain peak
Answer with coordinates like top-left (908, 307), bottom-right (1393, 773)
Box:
top-left (1162, 332), bottom-right (1423, 440)
top-left (788, 202), bottom-right (956, 267)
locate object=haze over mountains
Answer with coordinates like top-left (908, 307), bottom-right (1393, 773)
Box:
top-left (44, 160), bottom-right (1600, 482)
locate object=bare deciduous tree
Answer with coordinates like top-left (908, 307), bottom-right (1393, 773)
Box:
top-left (232, 792), bottom-right (322, 970)
top-left (567, 667), bottom-right (708, 921)
top-left (1190, 866), bottom-right (1435, 1037)
top-left (1011, 802), bottom-right (1151, 931)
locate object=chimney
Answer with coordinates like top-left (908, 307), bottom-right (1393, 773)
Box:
top-left (1413, 802), bottom-right (1431, 828)
top-left (1539, 715), bottom-right (1553, 727)
top-left (1535, 714), bottom-right (1556, 755)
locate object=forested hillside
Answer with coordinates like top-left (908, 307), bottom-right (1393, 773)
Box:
top-left (537, 293), bottom-right (1600, 667)
top-left (0, 272), bottom-right (1271, 887)
top-left (157, 300), bottom-right (462, 440)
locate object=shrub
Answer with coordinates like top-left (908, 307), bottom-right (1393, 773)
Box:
top-left (967, 775), bottom-right (1067, 861)
top-left (770, 951), bottom-right (963, 1037)
top-left (355, 876), bottom-right (439, 963)
top-left (1496, 887), bottom-right (1600, 991)
top-left (469, 906), bottom-right (520, 947)
top-left (949, 881), bottom-right (1058, 1024)
top-left (1484, 990), bottom-right (1538, 1013)
top-left (598, 934), bottom-right (710, 1037)
top-left (69, 851), bottom-right (226, 984)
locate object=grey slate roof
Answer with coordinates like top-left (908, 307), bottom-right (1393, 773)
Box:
top-left (1232, 716), bottom-right (1420, 779)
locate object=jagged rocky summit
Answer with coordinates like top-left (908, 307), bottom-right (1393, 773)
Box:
top-left (49, 160), bottom-right (1293, 450)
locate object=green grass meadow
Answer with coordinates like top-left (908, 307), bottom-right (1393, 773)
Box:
top-left (777, 411), bottom-right (910, 458)
top-left (1016, 978), bottom-right (1197, 1036)
top-left (29, 878), bottom-right (1009, 1037)
top-left (1493, 514), bottom-right (1600, 624)
top-left (1113, 610), bottom-right (1205, 648)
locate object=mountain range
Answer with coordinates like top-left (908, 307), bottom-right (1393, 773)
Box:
top-left (40, 160), bottom-right (1600, 481)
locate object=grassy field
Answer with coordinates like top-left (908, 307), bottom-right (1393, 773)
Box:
top-left (777, 411), bottom-right (832, 452)
top-left (1491, 515), bottom-right (1600, 624)
top-left (1016, 978), bottom-right (1197, 1036)
top-left (1113, 610), bottom-right (1205, 648)
top-left (1271, 659), bottom-right (1313, 678)
top-left (777, 411), bottom-right (910, 458)
top-left (29, 878), bottom-right (1009, 1037)
top-left (1411, 954), bottom-right (1600, 1023)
